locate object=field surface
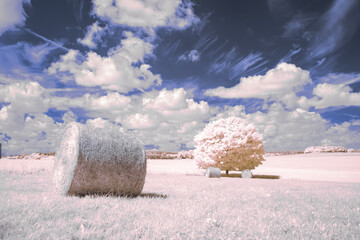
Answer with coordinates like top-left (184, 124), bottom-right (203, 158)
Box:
top-left (0, 152), bottom-right (360, 239)
top-left (1, 172), bottom-right (360, 239)
top-left (1, 153), bottom-right (359, 182)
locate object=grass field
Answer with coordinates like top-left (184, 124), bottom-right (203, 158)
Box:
top-left (1, 153), bottom-right (360, 239)
top-left (1, 170), bottom-right (360, 239)
top-left (2, 152), bottom-right (360, 182)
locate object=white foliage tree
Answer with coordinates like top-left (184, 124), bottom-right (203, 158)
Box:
top-left (194, 117), bottom-right (265, 173)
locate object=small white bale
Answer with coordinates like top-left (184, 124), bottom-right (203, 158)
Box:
top-left (205, 167), bottom-right (221, 178)
top-left (53, 122), bottom-right (146, 196)
top-left (241, 169), bottom-right (253, 178)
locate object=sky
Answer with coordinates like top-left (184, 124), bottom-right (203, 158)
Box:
top-left (0, 0), bottom-right (360, 155)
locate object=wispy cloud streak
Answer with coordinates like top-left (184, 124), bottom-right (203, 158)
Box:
top-left (23, 28), bottom-right (69, 52)
top-left (194, 34), bottom-right (218, 53)
top-left (230, 52), bottom-right (265, 80)
top-left (309, 0), bottom-right (360, 59)
top-left (279, 47), bottom-right (302, 63)
top-left (23, 28), bottom-right (87, 60)
top-left (209, 49), bottom-right (266, 80)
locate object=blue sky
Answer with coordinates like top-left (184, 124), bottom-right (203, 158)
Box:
top-left (0, 0), bottom-right (360, 155)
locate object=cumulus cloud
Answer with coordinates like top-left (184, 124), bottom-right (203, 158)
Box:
top-left (0, 80), bottom-right (64, 155)
top-left (0, 81), bottom-right (49, 114)
top-left (143, 88), bottom-right (212, 121)
top-left (86, 118), bottom-right (115, 129)
top-left (0, 108), bottom-right (66, 155)
top-left (208, 102), bottom-right (360, 151)
top-left (124, 113), bottom-right (155, 129)
top-left (77, 21), bottom-right (105, 49)
top-left (89, 92), bottom-right (131, 110)
top-left (238, 103), bottom-right (359, 151)
top-left (205, 62), bottom-right (311, 101)
top-left (0, 0), bottom-right (30, 35)
top-left (50, 91), bottom-right (131, 122)
top-left (3, 113), bottom-right (65, 155)
top-left (92, 0), bottom-right (199, 30)
top-left (311, 83), bottom-right (360, 109)
top-left (178, 49), bottom-right (200, 62)
top-left (143, 88), bottom-right (188, 111)
top-left (44, 87), bottom-right (215, 151)
top-left (246, 103), bottom-right (328, 151)
top-left (48, 32), bottom-right (161, 92)
top-left (1, 80), bottom-right (359, 154)
top-left (122, 88), bottom-right (214, 150)
top-left (0, 106), bottom-right (9, 120)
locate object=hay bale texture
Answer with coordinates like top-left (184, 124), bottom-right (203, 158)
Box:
top-left (205, 167), bottom-right (221, 178)
top-left (53, 122), bottom-right (146, 196)
top-left (241, 169), bottom-right (253, 178)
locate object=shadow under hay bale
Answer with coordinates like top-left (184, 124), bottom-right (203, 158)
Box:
top-left (69, 191), bottom-right (167, 199)
top-left (53, 122), bottom-right (146, 197)
top-left (221, 173), bottom-right (280, 179)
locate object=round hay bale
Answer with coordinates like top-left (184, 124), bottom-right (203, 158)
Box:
top-left (205, 167), bottom-right (221, 178)
top-left (241, 169), bottom-right (253, 178)
top-left (53, 122), bottom-right (146, 196)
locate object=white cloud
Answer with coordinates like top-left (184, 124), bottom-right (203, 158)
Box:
top-left (88, 92), bottom-right (131, 110)
top-left (311, 83), bottom-right (360, 109)
top-left (77, 21), bottom-right (104, 49)
top-left (1, 81), bottom-right (359, 154)
top-left (48, 32), bottom-right (161, 92)
top-left (0, 81), bottom-right (49, 114)
top-left (210, 102), bottom-right (360, 151)
top-left (143, 88), bottom-right (213, 121)
top-left (246, 103), bottom-right (360, 151)
top-left (178, 50), bottom-right (200, 62)
top-left (49, 92), bottom-right (132, 122)
top-left (211, 105), bottom-right (247, 121)
top-left (143, 88), bottom-right (188, 111)
top-left (109, 88), bottom-right (214, 150)
top-left (0, 110), bottom-right (66, 155)
top-left (46, 87), bottom-right (212, 150)
top-left (92, 0), bottom-right (199, 30)
top-left (0, 0), bottom-right (30, 35)
top-left (177, 121), bottom-right (199, 134)
top-left (0, 80), bottom-right (66, 155)
top-left (245, 103), bottom-right (328, 151)
top-left (166, 99), bottom-right (211, 121)
top-left (86, 118), bottom-right (113, 129)
top-left (124, 113), bottom-right (154, 129)
top-left (205, 63), bottom-right (311, 101)
top-left (0, 106), bottom-right (9, 120)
